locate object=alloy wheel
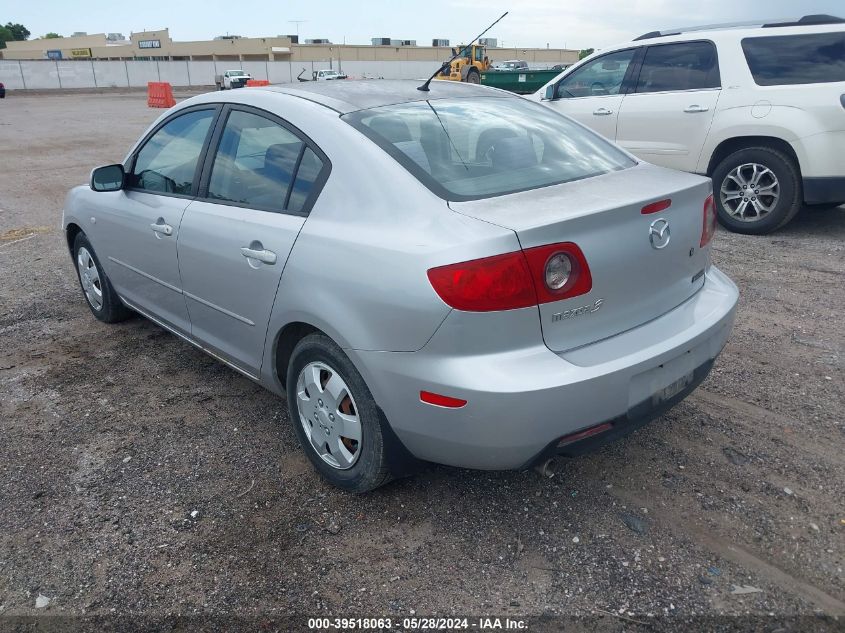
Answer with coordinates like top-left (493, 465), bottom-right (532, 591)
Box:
top-left (295, 361), bottom-right (362, 470)
top-left (720, 162), bottom-right (780, 222)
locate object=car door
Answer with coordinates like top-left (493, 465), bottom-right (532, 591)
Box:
top-left (94, 106), bottom-right (218, 334)
top-left (542, 48), bottom-right (639, 140)
top-left (615, 41), bottom-right (722, 172)
top-left (177, 105), bottom-right (330, 377)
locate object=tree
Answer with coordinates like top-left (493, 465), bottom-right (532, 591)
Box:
top-left (43, 32), bottom-right (62, 39)
top-left (5, 22), bottom-right (30, 41)
top-left (0, 26), bottom-right (12, 49)
top-left (579, 48), bottom-right (595, 60)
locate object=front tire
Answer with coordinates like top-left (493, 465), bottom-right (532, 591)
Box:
top-left (73, 232), bottom-right (132, 323)
top-left (465, 69), bottom-right (480, 84)
top-left (712, 146), bottom-right (802, 235)
top-left (286, 333), bottom-right (392, 493)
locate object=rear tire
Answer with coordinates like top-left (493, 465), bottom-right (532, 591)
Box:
top-left (466, 69), bottom-right (480, 84)
top-left (712, 146), bottom-right (802, 235)
top-left (72, 232), bottom-right (132, 323)
top-left (286, 333), bottom-right (392, 493)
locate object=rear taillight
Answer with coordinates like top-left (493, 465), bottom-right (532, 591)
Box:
top-left (700, 194), bottom-right (717, 247)
top-left (427, 251), bottom-right (536, 311)
top-left (522, 242), bottom-right (592, 303)
top-left (427, 242), bottom-right (592, 312)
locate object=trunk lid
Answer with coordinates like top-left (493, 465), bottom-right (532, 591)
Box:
top-left (449, 163), bottom-right (712, 352)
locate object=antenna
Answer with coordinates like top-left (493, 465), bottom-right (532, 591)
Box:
top-left (288, 20), bottom-right (307, 38)
top-left (417, 11), bottom-right (508, 92)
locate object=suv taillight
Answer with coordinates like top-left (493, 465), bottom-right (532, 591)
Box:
top-left (700, 194), bottom-right (717, 247)
top-left (427, 242), bottom-right (592, 312)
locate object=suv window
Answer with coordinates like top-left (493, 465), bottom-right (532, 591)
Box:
top-left (635, 41), bottom-right (720, 93)
top-left (556, 49), bottom-right (636, 98)
top-left (742, 33), bottom-right (845, 86)
top-left (128, 109), bottom-right (215, 195)
top-left (206, 109), bottom-right (324, 213)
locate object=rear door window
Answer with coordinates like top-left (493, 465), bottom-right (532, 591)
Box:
top-left (634, 41), bottom-right (720, 93)
top-left (205, 109), bottom-right (326, 214)
top-left (742, 33), bottom-right (845, 86)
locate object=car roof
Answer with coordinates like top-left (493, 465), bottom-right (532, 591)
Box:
top-left (260, 79), bottom-right (509, 113)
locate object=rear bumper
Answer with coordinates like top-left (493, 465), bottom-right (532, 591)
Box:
top-left (350, 266), bottom-right (739, 470)
top-left (526, 357), bottom-right (713, 468)
top-left (803, 176), bottom-right (845, 205)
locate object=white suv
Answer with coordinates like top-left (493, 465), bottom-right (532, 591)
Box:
top-left (531, 14), bottom-right (845, 234)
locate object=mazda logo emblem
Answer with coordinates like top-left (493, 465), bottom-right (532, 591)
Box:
top-left (649, 218), bottom-right (671, 249)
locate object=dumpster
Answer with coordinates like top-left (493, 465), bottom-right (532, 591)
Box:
top-left (480, 69), bottom-right (561, 94)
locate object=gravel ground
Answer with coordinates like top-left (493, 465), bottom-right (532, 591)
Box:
top-left (0, 92), bottom-right (843, 632)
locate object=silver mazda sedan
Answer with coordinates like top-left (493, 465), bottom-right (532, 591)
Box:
top-left (63, 80), bottom-right (738, 491)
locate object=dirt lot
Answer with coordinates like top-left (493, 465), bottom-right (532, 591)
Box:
top-left (0, 91), bottom-right (843, 631)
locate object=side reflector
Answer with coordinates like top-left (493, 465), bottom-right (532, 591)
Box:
top-left (420, 390), bottom-right (467, 408)
top-left (557, 422), bottom-right (613, 446)
top-left (641, 199), bottom-right (672, 214)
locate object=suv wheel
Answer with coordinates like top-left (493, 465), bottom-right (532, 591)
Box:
top-left (286, 333), bottom-right (392, 493)
top-left (73, 232), bottom-right (132, 323)
top-left (712, 146), bottom-right (802, 235)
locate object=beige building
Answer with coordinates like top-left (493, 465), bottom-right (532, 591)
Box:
top-left (2, 28), bottom-right (578, 65)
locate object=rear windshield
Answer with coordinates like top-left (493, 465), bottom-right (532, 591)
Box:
top-left (742, 33), bottom-right (845, 86)
top-left (344, 97), bottom-right (635, 200)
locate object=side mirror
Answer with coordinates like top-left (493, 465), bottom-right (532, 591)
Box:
top-left (90, 164), bottom-right (125, 192)
top-left (543, 84), bottom-right (556, 100)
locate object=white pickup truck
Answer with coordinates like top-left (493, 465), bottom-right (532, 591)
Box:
top-left (312, 69), bottom-right (347, 81)
top-left (215, 69), bottom-right (252, 90)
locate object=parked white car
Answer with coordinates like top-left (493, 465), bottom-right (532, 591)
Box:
top-left (215, 69), bottom-right (252, 90)
top-left (531, 14), bottom-right (845, 234)
top-left (493, 60), bottom-right (529, 71)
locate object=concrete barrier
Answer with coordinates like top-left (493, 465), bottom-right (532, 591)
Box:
top-left (0, 59), bottom-right (558, 92)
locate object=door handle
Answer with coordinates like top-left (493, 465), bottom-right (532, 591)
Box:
top-left (241, 246), bottom-right (277, 265)
top-left (593, 107), bottom-right (613, 116)
top-left (150, 219), bottom-right (173, 236)
top-left (684, 105), bottom-right (709, 113)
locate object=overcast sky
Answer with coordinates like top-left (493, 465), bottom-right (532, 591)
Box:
top-left (9, 0), bottom-right (845, 50)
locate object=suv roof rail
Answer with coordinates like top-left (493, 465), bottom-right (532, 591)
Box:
top-left (763, 14), bottom-right (845, 28)
top-left (633, 14), bottom-right (844, 40)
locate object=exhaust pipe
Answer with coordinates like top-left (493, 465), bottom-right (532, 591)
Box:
top-left (533, 458), bottom-right (556, 478)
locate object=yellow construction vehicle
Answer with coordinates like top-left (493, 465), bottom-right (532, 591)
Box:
top-left (434, 44), bottom-right (491, 84)
top-left (417, 11), bottom-right (507, 93)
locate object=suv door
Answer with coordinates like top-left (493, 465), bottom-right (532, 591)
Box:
top-left (616, 41), bottom-right (721, 172)
top-left (177, 106), bottom-right (329, 377)
top-left (542, 48), bottom-right (639, 140)
top-left (94, 106), bottom-right (218, 334)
